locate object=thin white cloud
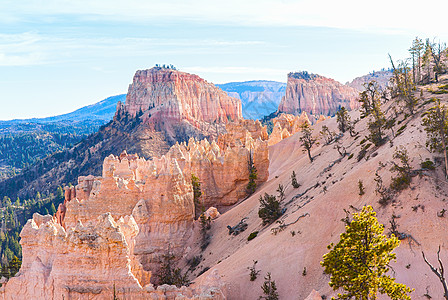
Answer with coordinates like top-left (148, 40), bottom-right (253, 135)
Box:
top-left (0, 32), bottom-right (264, 66)
top-left (2, 0), bottom-right (448, 37)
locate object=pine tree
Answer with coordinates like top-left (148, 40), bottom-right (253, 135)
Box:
top-left (7, 256), bottom-right (21, 277)
top-left (156, 249), bottom-right (189, 287)
top-left (367, 87), bottom-right (387, 146)
top-left (258, 193), bottom-right (281, 225)
top-left (409, 37), bottom-right (424, 84)
top-left (49, 203), bottom-right (57, 216)
top-left (336, 107), bottom-right (352, 133)
top-left (390, 146), bottom-right (412, 191)
top-left (0, 264), bottom-right (10, 279)
top-left (191, 174), bottom-right (202, 218)
top-left (259, 272), bottom-right (279, 300)
top-left (247, 150), bottom-right (258, 195)
top-left (291, 171), bottom-right (300, 188)
top-left (422, 98), bottom-right (448, 179)
top-left (321, 206), bottom-right (412, 300)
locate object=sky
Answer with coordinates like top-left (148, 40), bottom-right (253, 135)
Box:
top-left (1, 0), bottom-right (448, 120)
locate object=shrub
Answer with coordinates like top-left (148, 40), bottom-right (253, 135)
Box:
top-left (421, 159), bottom-right (435, 170)
top-left (258, 193), bottom-right (282, 225)
top-left (390, 147), bottom-right (412, 192)
top-left (291, 171), bottom-right (300, 188)
top-left (358, 180), bottom-right (365, 196)
top-left (357, 148), bottom-right (367, 162)
top-left (248, 231), bottom-right (259, 241)
top-left (247, 260), bottom-right (260, 281)
top-left (187, 255), bottom-right (202, 271)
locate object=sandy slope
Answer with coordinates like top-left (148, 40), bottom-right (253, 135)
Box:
top-left (184, 76), bottom-right (448, 299)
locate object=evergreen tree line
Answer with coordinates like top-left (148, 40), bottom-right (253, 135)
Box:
top-left (0, 132), bottom-right (85, 170)
top-left (0, 186), bottom-right (65, 277)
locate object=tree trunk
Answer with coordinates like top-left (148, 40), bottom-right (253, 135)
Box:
top-left (444, 146), bottom-right (448, 180)
top-left (307, 149), bottom-right (313, 163)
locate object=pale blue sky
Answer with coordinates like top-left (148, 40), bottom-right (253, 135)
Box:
top-left (1, 0), bottom-right (447, 120)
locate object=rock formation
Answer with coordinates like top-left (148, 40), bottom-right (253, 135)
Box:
top-left (1, 129), bottom-right (268, 299)
top-left (347, 70), bottom-right (393, 92)
top-left (1, 212), bottom-right (225, 299)
top-left (277, 71), bottom-right (359, 117)
top-left (1, 67), bottom-right (243, 203)
top-left (267, 112), bottom-right (312, 146)
top-left (217, 119), bottom-right (269, 149)
top-left (121, 67), bottom-right (242, 141)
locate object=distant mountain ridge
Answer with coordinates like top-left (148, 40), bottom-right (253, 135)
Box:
top-left (217, 80), bottom-right (286, 120)
top-left (0, 94), bottom-right (126, 126)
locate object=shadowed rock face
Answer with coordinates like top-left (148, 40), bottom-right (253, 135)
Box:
top-left (278, 72), bottom-right (359, 117)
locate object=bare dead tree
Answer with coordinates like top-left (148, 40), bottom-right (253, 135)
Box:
top-left (422, 246), bottom-right (448, 300)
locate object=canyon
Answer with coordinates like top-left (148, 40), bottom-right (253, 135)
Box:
top-left (4, 68), bottom-right (448, 299)
top-left (0, 67), bottom-right (243, 200)
top-left (0, 117), bottom-right (269, 299)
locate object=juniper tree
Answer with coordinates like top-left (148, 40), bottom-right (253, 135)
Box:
top-left (321, 206), bottom-right (412, 300)
top-left (299, 122), bottom-right (316, 162)
top-left (422, 99), bottom-right (448, 179)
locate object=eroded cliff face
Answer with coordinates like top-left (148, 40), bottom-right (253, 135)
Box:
top-left (2, 212), bottom-right (225, 299)
top-left (267, 112), bottom-right (320, 146)
top-left (278, 72), bottom-right (359, 117)
top-left (122, 68), bottom-right (242, 138)
top-left (2, 128), bottom-right (269, 299)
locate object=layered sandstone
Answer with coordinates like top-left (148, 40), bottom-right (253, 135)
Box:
top-left (122, 67), bottom-right (242, 128)
top-left (2, 213), bottom-right (225, 299)
top-left (2, 130), bottom-right (269, 299)
top-left (217, 119), bottom-right (269, 149)
top-left (268, 112), bottom-right (311, 146)
top-left (278, 71), bottom-right (359, 117)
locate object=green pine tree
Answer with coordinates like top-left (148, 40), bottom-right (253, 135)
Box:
top-left (321, 206), bottom-right (412, 300)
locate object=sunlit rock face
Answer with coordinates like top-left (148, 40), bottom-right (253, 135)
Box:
top-left (278, 71), bottom-right (359, 117)
top-left (122, 67), bottom-right (242, 131)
